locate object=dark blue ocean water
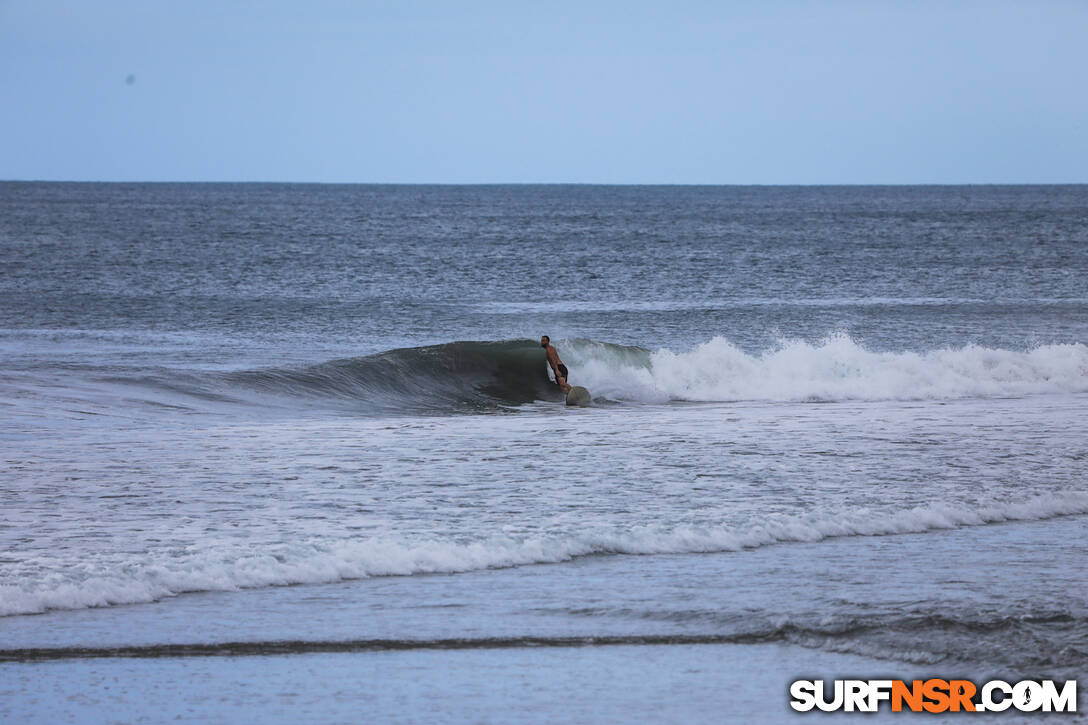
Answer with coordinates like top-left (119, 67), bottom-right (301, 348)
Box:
top-left (4, 183), bottom-right (1087, 359)
top-left (2, 183), bottom-right (1087, 722)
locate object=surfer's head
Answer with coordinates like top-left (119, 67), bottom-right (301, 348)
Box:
top-left (540, 335), bottom-right (550, 348)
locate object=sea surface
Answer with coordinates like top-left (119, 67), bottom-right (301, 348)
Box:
top-left (2, 183), bottom-right (1087, 722)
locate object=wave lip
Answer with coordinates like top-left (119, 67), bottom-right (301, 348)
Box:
top-left (4, 492), bottom-right (1087, 618)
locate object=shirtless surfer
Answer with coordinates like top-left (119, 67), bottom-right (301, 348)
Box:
top-left (541, 335), bottom-right (572, 393)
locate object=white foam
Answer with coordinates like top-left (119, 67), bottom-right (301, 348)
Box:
top-left (568, 335), bottom-right (1088, 403)
top-left (3, 492), bottom-right (1087, 617)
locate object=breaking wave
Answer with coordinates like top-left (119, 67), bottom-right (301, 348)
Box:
top-left (59, 335), bottom-right (1088, 415)
top-left (4, 492), bottom-right (1087, 617)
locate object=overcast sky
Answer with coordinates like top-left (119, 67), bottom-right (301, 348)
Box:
top-left (2, 0), bottom-right (1086, 184)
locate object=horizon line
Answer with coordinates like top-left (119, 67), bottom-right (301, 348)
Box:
top-left (3, 179), bottom-right (1087, 187)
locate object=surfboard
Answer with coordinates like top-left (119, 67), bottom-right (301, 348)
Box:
top-left (565, 386), bottom-right (591, 407)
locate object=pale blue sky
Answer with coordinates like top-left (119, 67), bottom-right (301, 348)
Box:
top-left (2, 0), bottom-right (1086, 183)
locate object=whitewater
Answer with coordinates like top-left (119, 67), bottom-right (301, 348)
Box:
top-left (568, 335), bottom-right (1088, 403)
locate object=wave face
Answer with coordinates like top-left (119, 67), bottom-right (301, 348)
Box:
top-left (233, 340), bottom-right (561, 411)
top-left (568, 335), bottom-right (1088, 403)
top-left (103, 340), bottom-right (564, 414)
top-left (4, 492), bottom-right (1086, 618)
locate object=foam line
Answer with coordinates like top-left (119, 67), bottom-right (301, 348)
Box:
top-left (4, 492), bottom-right (1086, 617)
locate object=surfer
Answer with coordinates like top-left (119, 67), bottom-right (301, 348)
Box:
top-left (541, 335), bottom-right (572, 394)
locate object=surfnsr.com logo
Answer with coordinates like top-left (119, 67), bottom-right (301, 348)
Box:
top-left (789, 679), bottom-right (1077, 713)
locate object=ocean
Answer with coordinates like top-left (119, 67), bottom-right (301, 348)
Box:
top-left (2, 183), bottom-right (1086, 722)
